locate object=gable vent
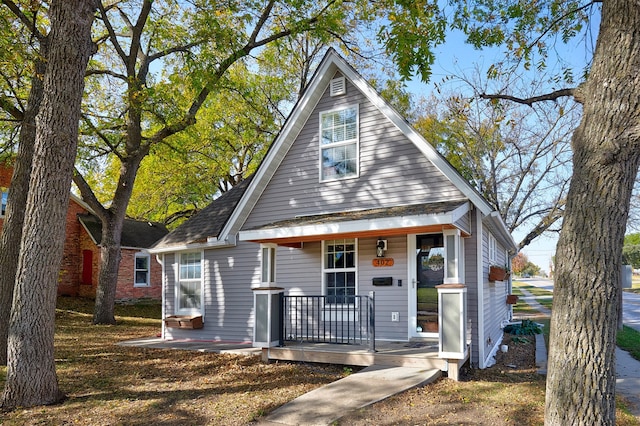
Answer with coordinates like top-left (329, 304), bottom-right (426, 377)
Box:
top-left (330, 77), bottom-right (346, 96)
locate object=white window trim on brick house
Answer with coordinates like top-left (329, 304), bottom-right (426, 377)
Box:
top-left (134, 252), bottom-right (151, 287)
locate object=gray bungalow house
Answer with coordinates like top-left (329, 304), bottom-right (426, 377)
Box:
top-left (150, 49), bottom-right (517, 377)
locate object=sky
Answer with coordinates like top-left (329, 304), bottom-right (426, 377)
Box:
top-left (400, 24), bottom-right (600, 274)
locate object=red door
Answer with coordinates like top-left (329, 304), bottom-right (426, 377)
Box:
top-left (82, 250), bottom-right (93, 285)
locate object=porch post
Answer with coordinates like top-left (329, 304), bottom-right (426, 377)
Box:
top-left (368, 291), bottom-right (376, 353)
top-left (437, 284), bottom-right (468, 378)
top-left (252, 287), bottom-right (284, 348)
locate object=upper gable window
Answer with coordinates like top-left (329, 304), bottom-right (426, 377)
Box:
top-left (319, 105), bottom-right (359, 181)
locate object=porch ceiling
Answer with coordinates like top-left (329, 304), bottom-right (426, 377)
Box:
top-left (239, 200), bottom-right (471, 246)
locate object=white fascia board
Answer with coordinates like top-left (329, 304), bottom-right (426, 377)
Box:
top-left (77, 218), bottom-right (99, 245)
top-left (148, 235), bottom-right (236, 255)
top-left (239, 211), bottom-right (456, 242)
top-left (484, 211), bottom-right (518, 253)
top-left (337, 61), bottom-right (494, 217)
top-left (70, 193), bottom-right (95, 215)
top-left (450, 202), bottom-right (471, 223)
top-left (219, 58), bottom-right (337, 239)
top-left (121, 245), bottom-right (146, 251)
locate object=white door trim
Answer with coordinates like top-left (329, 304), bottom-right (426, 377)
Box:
top-left (407, 234), bottom-right (438, 339)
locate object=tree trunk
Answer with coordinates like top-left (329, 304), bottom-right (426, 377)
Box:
top-left (0, 0), bottom-right (96, 409)
top-left (91, 156), bottom-right (145, 324)
top-left (0, 40), bottom-right (47, 365)
top-left (544, 1), bottom-right (640, 424)
top-left (93, 213), bottom-right (124, 324)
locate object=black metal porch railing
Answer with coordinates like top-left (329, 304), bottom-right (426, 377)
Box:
top-left (280, 292), bottom-right (375, 352)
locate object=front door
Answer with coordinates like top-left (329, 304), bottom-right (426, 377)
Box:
top-left (411, 234), bottom-right (444, 337)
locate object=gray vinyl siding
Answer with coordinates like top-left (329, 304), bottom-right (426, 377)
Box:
top-left (163, 242), bottom-right (259, 342)
top-left (454, 210), bottom-right (472, 235)
top-left (358, 236), bottom-right (408, 340)
top-left (276, 242), bottom-right (322, 295)
top-left (163, 253), bottom-right (176, 315)
top-left (243, 71), bottom-right (465, 230)
top-left (480, 223), bottom-right (511, 367)
top-left (162, 237), bottom-right (411, 342)
top-left (465, 209), bottom-right (480, 366)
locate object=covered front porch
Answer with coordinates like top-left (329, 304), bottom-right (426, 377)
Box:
top-left (253, 286), bottom-right (470, 380)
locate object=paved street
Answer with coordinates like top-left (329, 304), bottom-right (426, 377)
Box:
top-left (521, 277), bottom-right (640, 333)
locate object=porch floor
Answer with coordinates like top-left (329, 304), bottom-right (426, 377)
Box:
top-left (265, 339), bottom-right (455, 370)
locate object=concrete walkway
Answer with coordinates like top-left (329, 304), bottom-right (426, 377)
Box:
top-left (518, 288), bottom-right (640, 418)
top-left (258, 365), bottom-right (441, 426)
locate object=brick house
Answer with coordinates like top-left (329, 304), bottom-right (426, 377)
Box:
top-left (0, 160), bottom-right (168, 301)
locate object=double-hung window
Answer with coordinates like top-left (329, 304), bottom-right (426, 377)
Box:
top-left (323, 239), bottom-right (357, 305)
top-left (177, 252), bottom-right (202, 313)
top-left (320, 105), bottom-right (359, 181)
top-left (134, 253), bottom-right (150, 287)
top-left (488, 234), bottom-right (497, 264)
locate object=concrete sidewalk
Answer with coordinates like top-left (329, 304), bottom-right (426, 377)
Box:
top-left (519, 288), bottom-right (640, 418)
top-left (257, 365), bottom-right (441, 426)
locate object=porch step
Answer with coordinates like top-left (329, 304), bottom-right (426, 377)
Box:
top-left (260, 365), bottom-right (441, 426)
top-left (263, 345), bottom-right (447, 370)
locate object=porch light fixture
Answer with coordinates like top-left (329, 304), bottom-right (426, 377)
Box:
top-left (376, 238), bottom-right (387, 257)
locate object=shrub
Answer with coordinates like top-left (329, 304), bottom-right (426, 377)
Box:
top-left (504, 320), bottom-right (542, 335)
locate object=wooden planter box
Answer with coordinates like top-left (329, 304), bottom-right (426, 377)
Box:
top-left (164, 315), bottom-right (203, 329)
top-left (424, 321), bottom-right (439, 332)
top-left (489, 266), bottom-right (508, 282)
top-left (506, 294), bottom-right (518, 305)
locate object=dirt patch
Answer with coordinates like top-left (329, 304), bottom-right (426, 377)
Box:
top-left (485, 333), bottom-right (537, 374)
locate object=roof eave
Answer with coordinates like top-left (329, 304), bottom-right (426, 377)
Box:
top-left (484, 211), bottom-right (518, 254)
top-left (148, 235), bottom-right (237, 255)
top-left (239, 209), bottom-right (467, 243)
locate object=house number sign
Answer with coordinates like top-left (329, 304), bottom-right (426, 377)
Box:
top-left (372, 258), bottom-right (394, 267)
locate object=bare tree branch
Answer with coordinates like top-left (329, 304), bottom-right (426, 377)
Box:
top-left (81, 115), bottom-right (125, 161)
top-left (526, 1), bottom-right (601, 54)
top-left (148, 0), bottom-right (341, 146)
top-left (98, 2), bottom-right (128, 64)
top-left (73, 168), bottom-right (108, 221)
top-left (85, 69), bottom-right (127, 80)
top-left (1, 0), bottom-right (45, 42)
top-left (0, 96), bottom-right (24, 121)
top-left (146, 41), bottom-right (204, 63)
top-left (481, 88), bottom-right (577, 106)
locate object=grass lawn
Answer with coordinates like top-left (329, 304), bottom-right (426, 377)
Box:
top-left (0, 297), bottom-right (637, 425)
top-left (618, 326), bottom-right (640, 361)
top-left (512, 281), bottom-right (553, 310)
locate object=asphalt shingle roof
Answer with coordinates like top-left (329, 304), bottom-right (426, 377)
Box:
top-left (78, 214), bottom-right (169, 249)
top-left (152, 176), bottom-right (253, 249)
